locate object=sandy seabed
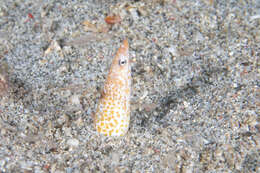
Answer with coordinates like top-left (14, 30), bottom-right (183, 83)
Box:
top-left (0, 0), bottom-right (259, 172)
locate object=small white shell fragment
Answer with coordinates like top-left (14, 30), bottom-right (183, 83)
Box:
top-left (67, 138), bottom-right (79, 147)
top-left (250, 14), bottom-right (260, 21)
top-left (69, 94), bottom-right (81, 105)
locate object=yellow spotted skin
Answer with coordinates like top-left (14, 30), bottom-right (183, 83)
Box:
top-left (94, 39), bottom-right (131, 136)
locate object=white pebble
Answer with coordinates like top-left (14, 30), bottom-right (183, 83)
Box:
top-left (69, 95), bottom-right (81, 105)
top-left (67, 138), bottom-right (79, 147)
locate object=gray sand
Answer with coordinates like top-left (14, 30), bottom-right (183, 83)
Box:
top-left (0, 0), bottom-right (259, 172)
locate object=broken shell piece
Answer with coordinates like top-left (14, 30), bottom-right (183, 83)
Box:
top-left (82, 20), bottom-right (98, 32)
top-left (105, 15), bottom-right (121, 24)
top-left (44, 40), bottom-right (62, 56)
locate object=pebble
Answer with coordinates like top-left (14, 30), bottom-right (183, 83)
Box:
top-left (67, 138), bottom-right (79, 147)
top-left (69, 94), bottom-right (81, 105)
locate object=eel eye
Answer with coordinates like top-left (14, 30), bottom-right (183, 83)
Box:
top-left (119, 59), bottom-right (127, 66)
